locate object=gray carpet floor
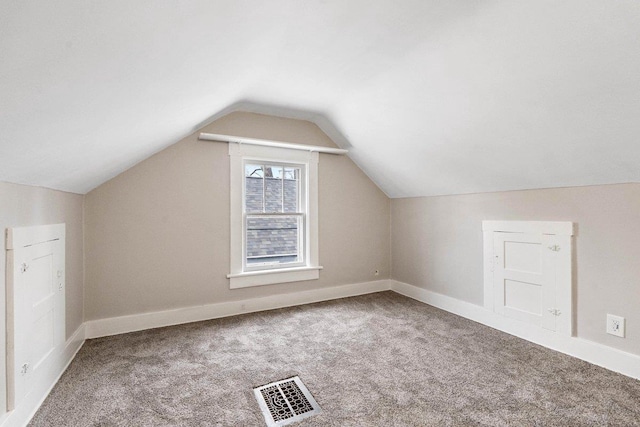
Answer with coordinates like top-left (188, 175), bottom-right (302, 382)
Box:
top-left (30, 292), bottom-right (640, 426)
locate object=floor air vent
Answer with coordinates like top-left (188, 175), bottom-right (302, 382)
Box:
top-left (254, 376), bottom-right (321, 426)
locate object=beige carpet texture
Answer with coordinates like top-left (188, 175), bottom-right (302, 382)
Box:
top-left (30, 292), bottom-right (640, 426)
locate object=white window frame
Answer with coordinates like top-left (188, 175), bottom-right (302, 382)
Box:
top-left (227, 142), bottom-right (321, 289)
top-left (242, 160), bottom-right (306, 272)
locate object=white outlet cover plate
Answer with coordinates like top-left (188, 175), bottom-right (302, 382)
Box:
top-left (606, 314), bottom-right (625, 338)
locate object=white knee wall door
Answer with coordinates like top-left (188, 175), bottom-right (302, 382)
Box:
top-left (483, 221), bottom-right (574, 336)
top-left (5, 224), bottom-right (65, 413)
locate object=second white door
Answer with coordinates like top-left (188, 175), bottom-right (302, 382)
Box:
top-left (7, 224), bottom-right (65, 411)
top-left (493, 232), bottom-right (558, 331)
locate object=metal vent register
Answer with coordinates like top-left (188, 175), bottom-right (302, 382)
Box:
top-left (254, 376), bottom-right (321, 426)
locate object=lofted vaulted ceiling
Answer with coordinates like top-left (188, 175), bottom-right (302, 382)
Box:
top-left (1, 1), bottom-right (639, 197)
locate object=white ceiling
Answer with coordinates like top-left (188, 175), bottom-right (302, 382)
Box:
top-left (1, 0), bottom-right (639, 197)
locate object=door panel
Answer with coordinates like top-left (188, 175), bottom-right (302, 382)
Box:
top-left (28, 250), bottom-right (54, 304)
top-left (494, 232), bottom-right (556, 331)
top-left (11, 238), bottom-right (64, 408)
top-left (505, 279), bottom-right (541, 316)
top-left (483, 221), bottom-right (573, 336)
top-left (31, 311), bottom-right (55, 372)
top-left (504, 241), bottom-right (541, 273)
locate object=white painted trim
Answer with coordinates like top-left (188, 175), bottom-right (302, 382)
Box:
top-left (2, 281), bottom-right (390, 425)
top-left (1, 248), bottom-right (11, 418)
top-left (5, 223), bottom-right (66, 413)
top-left (0, 324), bottom-right (85, 427)
top-left (85, 280), bottom-right (392, 339)
top-left (228, 267), bottom-right (323, 289)
top-left (5, 223), bottom-right (66, 250)
top-left (5, 279), bottom-right (638, 426)
top-left (228, 143), bottom-right (321, 289)
top-left (227, 266), bottom-right (323, 278)
top-left (482, 220), bottom-right (574, 236)
top-left (200, 132), bottom-right (348, 155)
top-left (482, 222), bottom-right (574, 335)
top-left (482, 230), bottom-right (494, 311)
top-left (554, 234), bottom-right (573, 336)
top-left (390, 280), bottom-right (640, 381)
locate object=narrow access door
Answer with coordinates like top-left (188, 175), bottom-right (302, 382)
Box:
top-left (6, 224), bottom-right (65, 410)
top-left (493, 232), bottom-right (557, 331)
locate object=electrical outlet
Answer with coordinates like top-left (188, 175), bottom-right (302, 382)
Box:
top-left (606, 314), bottom-right (625, 338)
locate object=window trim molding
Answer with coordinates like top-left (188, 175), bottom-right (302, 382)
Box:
top-left (228, 142), bottom-right (321, 289)
top-left (227, 267), bottom-right (323, 289)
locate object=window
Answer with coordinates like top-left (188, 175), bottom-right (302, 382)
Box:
top-left (244, 163), bottom-right (304, 269)
top-left (228, 143), bottom-right (321, 288)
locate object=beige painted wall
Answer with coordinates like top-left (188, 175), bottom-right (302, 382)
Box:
top-left (391, 183), bottom-right (640, 356)
top-left (84, 112), bottom-right (390, 321)
top-left (0, 181), bottom-right (84, 414)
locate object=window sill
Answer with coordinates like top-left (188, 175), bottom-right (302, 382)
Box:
top-left (227, 266), bottom-right (323, 289)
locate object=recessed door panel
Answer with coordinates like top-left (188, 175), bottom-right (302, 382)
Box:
top-left (8, 233), bottom-right (65, 410)
top-left (504, 241), bottom-right (542, 273)
top-left (494, 232), bottom-right (556, 331)
top-left (504, 279), bottom-right (542, 323)
top-left (28, 252), bottom-right (54, 304)
top-left (31, 310), bottom-right (55, 372)
top-left (483, 221), bottom-right (573, 336)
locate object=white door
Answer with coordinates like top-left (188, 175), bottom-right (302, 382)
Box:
top-left (6, 225), bottom-right (65, 410)
top-left (493, 232), bottom-right (558, 331)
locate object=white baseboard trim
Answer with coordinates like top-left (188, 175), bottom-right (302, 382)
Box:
top-left (85, 280), bottom-right (392, 339)
top-left (2, 281), bottom-right (391, 426)
top-left (1, 324), bottom-right (86, 427)
top-left (9, 279), bottom-right (636, 427)
top-left (390, 279), bottom-right (640, 381)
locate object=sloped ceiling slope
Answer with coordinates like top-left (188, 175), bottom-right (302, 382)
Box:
top-left (1, 1), bottom-right (639, 196)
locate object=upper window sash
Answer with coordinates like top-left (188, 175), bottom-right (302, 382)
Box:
top-left (243, 160), bottom-right (305, 215)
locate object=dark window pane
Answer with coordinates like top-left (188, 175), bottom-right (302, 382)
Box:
top-left (246, 215), bottom-right (301, 266)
